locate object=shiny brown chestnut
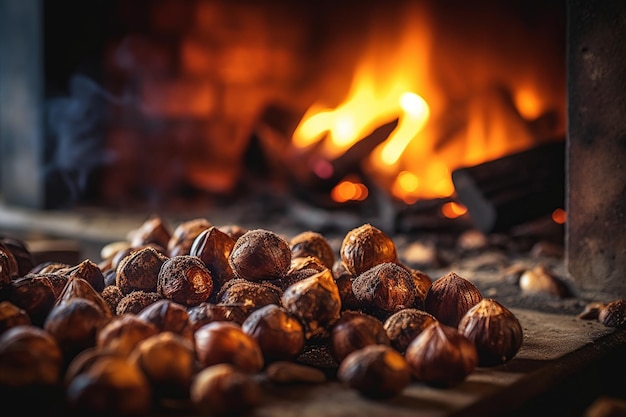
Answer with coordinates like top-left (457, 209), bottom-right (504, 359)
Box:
top-left (242, 303), bottom-right (305, 362)
top-left (228, 229), bottom-right (292, 282)
top-left (190, 226), bottom-right (236, 292)
top-left (405, 321), bottom-right (478, 387)
top-left (337, 344), bottom-right (411, 399)
top-left (424, 271), bottom-right (483, 327)
top-left (0, 325), bottom-right (63, 387)
top-left (129, 331), bottom-right (196, 398)
top-left (190, 363), bottom-right (261, 416)
top-left (340, 223), bottom-right (398, 276)
top-left (194, 321), bottom-right (264, 373)
top-left (330, 310), bottom-right (389, 363)
top-left (457, 298), bottom-right (523, 366)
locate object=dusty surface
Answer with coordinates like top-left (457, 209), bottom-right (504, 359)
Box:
top-left (250, 309), bottom-right (624, 417)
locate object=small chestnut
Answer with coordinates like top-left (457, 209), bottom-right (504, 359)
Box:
top-left (190, 363), bottom-right (261, 416)
top-left (337, 344), bottom-right (411, 399)
top-left (228, 229), bottom-right (292, 281)
top-left (405, 321), bottom-right (478, 387)
top-left (424, 272), bottom-right (482, 327)
top-left (242, 303), bottom-right (305, 362)
top-left (457, 298), bottom-right (523, 366)
top-left (194, 321), bottom-right (264, 373)
top-left (340, 223), bottom-right (398, 276)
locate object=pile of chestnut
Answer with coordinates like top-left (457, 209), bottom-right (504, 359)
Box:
top-left (0, 218), bottom-right (525, 416)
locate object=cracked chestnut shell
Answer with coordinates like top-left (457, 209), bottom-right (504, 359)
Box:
top-left (57, 259), bottom-right (106, 293)
top-left (228, 229), bottom-right (291, 281)
top-left (158, 255), bottom-right (214, 307)
top-left (424, 272), bottom-right (482, 327)
top-left (281, 268), bottom-right (341, 339)
top-left (340, 224), bottom-right (398, 276)
top-left (116, 246), bottom-right (169, 295)
top-left (337, 344), bottom-right (411, 399)
top-left (457, 298), bottom-right (523, 366)
top-left (383, 308), bottom-right (437, 353)
top-left (405, 321), bottom-right (478, 387)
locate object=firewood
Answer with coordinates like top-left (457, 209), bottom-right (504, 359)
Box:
top-left (451, 139), bottom-right (565, 233)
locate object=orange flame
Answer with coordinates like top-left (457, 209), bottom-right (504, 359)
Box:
top-left (292, 1), bottom-right (565, 204)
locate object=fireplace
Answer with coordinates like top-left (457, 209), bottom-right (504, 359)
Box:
top-left (0, 0), bottom-right (624, 298)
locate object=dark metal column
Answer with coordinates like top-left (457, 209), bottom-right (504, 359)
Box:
top-left (0, 0), bottom-right (45, 208)
top-left (567, 0), bottom-right (626, 299)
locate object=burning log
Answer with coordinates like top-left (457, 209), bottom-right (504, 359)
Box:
top-left (451, 140), bottom-right (565, 233)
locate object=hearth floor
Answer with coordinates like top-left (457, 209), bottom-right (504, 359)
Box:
top-left (251, 309), bottom-right (626, 417)
top-left (1, 203), bottom-right (626, 416)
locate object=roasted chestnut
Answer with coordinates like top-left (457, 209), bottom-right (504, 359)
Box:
top-left (194, 321), bottom-right (264, 373)
top-left (383, 308), bottom-right (437, 353)
top-left (136, 299), bottom-right (194, 342)
top-left (405, 321), bottom-right (478, 387)
top-left (242, 303), bottom-right (305, 362)
top-left (116, 246), bottom-right (169, 295)
top-left (228, 229), bottom-right (292, 282)
top-left (129, 216), bottom-right (172, 249)
top-left (157, 255), bottom-right (214, 307)
top-left (0, 325), bottom-right (63, 387)
top-left (598, 299), bottom-right (626, 329)
top-left (129, 331), bottom-right (196, 398)
top-left (281, 268), bottom-right (341, 339)
top-left (337, 344), bottom-right (411, 398)
top-left (97, 313), bottom-right (159, 356)
top-left (290, 231), bottom-right (336, 270)
top-left (190, 226), bottom-right (236, 292)
top-left (190, 363), bottom-right (261, 416)
top-left (330, 310), bottom-right (389, 363)
top-left (340, 223), bottom-right (398, 276)
top-left (457, 298), bottom-right (523, 366)
top-left (351, 262), bottom-right (416, 319)
top-left (43, 297), bottom-right (110, 363)
top-left (167, 217), bottom-right (212, 257)
top-left (65, 355), bottom-right (152, 417)
top-left (424, 272), bottom-right (482, 327)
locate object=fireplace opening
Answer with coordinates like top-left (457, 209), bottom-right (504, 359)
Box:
top-left (0, 0), bottom-right (567, 229)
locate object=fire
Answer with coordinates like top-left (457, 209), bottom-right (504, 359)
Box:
top-left (291, 1), bottom-right (565, 205)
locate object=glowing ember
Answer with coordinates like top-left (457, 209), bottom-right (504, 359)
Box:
top-left (331, 180), bottom-right (369, 203)
top-left (552, 208), bottom-right (567, 224)
top-left (441, 202), bottom-right (468, 219)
